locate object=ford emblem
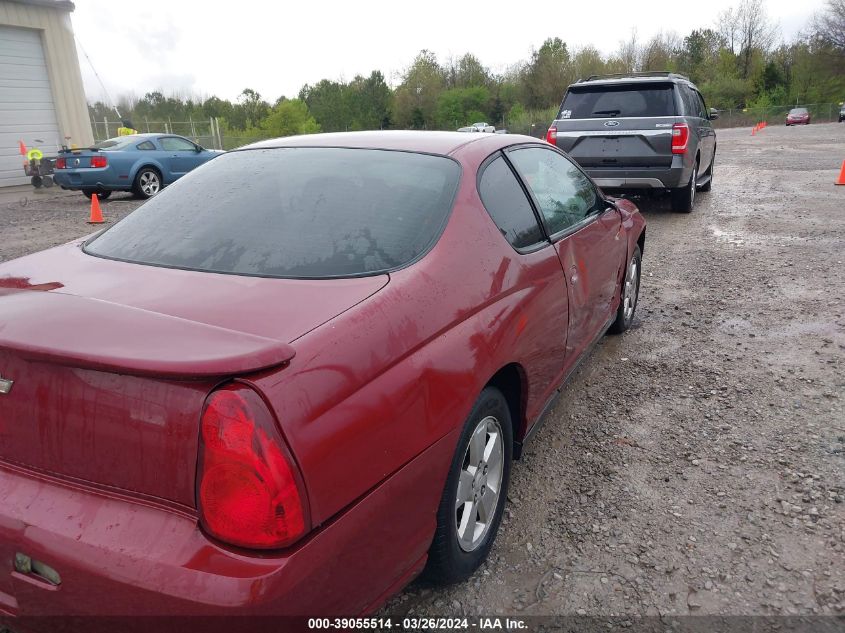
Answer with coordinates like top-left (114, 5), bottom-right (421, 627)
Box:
top-left (604, 120), bottom-right (620, 127)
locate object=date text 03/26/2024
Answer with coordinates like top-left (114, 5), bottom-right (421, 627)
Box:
top-left (307, 617), bottom-right (528, 630)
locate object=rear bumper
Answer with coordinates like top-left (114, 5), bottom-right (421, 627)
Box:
top-left (586, 157), bottom-right (687, 190)
top-left (0, 429), bottom-right (455, 623)
top-left (52, 170), bottom-right (130, 192)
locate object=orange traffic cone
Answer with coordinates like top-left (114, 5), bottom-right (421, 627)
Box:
top-left (18, 140), bottom-right (27, 156)
top-left (88, 193), bottom-right (105, 224)
top-left (751, 126), bottom-right (757, 136)
top-left (836, 160), bottom-right (845, 186)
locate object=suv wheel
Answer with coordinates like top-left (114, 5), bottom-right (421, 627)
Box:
top-left (671, 162), bottom-right (697, 213)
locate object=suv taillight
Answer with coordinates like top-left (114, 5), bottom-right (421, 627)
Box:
top-left (197, 385), bottom-right (309, 549)
top-left (55, 157), bottom-right (66, 169)
top-left (671, 123), bottom-right (689, 154)
top-left (546, 126), bottom-right (557, 145)
top-left (90, 155), bottom-right (107, 168)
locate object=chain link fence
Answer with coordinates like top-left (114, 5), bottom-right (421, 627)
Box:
top-left (711, 103), bottom-right (843, 128)
top-left (90, 117), bottom-right (265, 150)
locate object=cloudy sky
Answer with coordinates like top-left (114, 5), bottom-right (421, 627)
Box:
top-left (71, 0), bottom-right (824, 105)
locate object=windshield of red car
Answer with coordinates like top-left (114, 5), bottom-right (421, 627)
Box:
top-left (84, 147), bottom-right (462, 278)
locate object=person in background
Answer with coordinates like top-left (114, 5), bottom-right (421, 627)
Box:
top-left (117, 119), bottom-right (138, 136)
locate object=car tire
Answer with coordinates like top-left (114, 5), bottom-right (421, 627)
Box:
top-left (133, 167), bottom-right (162, 199)
top-left (31, 175), bottom-right (42, 188)
top-left (425, 386), bottom-right (513, 585)
top-left (699, 157), bottom-right (714, 193)
top-left (82, 190), bottom-right (111, 200)
top-left (670, 162), bottom-right (697, 213)
top-left (608, 245), bottom-right (642, 335)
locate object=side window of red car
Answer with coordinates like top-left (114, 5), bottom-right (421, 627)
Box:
top-left (478, 155), bottom-right (546, 251)
top-left (507, 147), bottom-right (602, 237)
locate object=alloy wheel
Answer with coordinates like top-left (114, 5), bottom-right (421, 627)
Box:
top-left (140, 171), bottom-right (160, 196)
top-left (623, 255), bottom-right (639, 322)
top-left (455, 415), bottom-right (504, 552)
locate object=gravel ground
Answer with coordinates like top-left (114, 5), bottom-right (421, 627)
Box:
top-left (1, 124), bottom-right (843, 623)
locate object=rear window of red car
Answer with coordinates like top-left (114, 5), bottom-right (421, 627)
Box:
top-left (84, 147), bottom-right (461, 278)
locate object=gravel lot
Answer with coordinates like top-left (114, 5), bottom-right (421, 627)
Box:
top-left (1, 124), bottom-right (843, 623)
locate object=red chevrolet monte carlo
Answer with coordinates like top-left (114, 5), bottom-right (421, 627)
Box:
top-left (0, 132), bottom-right (644, 623)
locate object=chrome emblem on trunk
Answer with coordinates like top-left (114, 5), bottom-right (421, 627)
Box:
top-left (0, 375), bottom-right (13, 394)
top-left (604, 120), bottom-right (620, 127)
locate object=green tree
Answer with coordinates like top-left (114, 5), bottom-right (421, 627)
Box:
top-left (435, 86), bottom-right (491, 128)
top-left (446, 53), bottom-right (492, 89)
top-left (300, 79), bottom-right (348, 131)
top-left (232, 88), bottom-right (270, 130)
top-left (261, 99), bottom-right (320, 137)
top-left (678, 29), bottom-right (723, 84)
top-left (521, 37), bottom-right (572, 109)
top-left (347, 71), bottom-right (393, 129)
top-left (571, 46), bottom-right (607, 82)
top-left (394, 50), bottom-right (446, 128)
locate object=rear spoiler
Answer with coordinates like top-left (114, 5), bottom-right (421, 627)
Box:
top-left (0, 288), bottom-right (295, 379)
top-left (58, 147), bottom-right (100, 154)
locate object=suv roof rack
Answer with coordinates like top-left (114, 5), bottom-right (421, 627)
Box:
top-left (578, 71), bottom-right (690, 83)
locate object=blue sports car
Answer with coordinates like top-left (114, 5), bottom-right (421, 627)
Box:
top-left (53, 134), bottom-right (221, 199)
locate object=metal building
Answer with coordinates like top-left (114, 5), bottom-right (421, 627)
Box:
top-left (0, 0), bottom-right (92, 187)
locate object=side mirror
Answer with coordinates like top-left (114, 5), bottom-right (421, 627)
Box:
top-left (709, 108), bottom-right (720, 120)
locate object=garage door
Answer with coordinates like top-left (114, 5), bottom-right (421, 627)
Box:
top-left (0, 25), bottom-right (61, 187)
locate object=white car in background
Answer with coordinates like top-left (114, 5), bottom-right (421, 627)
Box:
top-left (457, 122), bottom-right (496, 133)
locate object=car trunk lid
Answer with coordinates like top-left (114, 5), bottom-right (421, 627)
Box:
top-left (0, 247), bottom-right (389, 507)
top-left (0, 287), bottom-right (296, 508)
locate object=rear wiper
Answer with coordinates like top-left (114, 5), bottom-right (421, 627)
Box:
top-left (592, 110), bottom-right (621, 117)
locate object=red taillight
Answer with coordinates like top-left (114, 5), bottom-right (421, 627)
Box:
top-left (90, 155), bottom-right (107, 168)
top-left (671, 123), bottom-right (689, 154)
top-left (546, 126), bottom-right (557, 145)
top-left (55, 157), bottom-right (66, 169)
top-left (197, 385), bottom-right (308, 549)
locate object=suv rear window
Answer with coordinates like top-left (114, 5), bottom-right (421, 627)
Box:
top-left (84, 148), bottom-right (461, 278)
top-left (559, 83), bottom-right (676, 119)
